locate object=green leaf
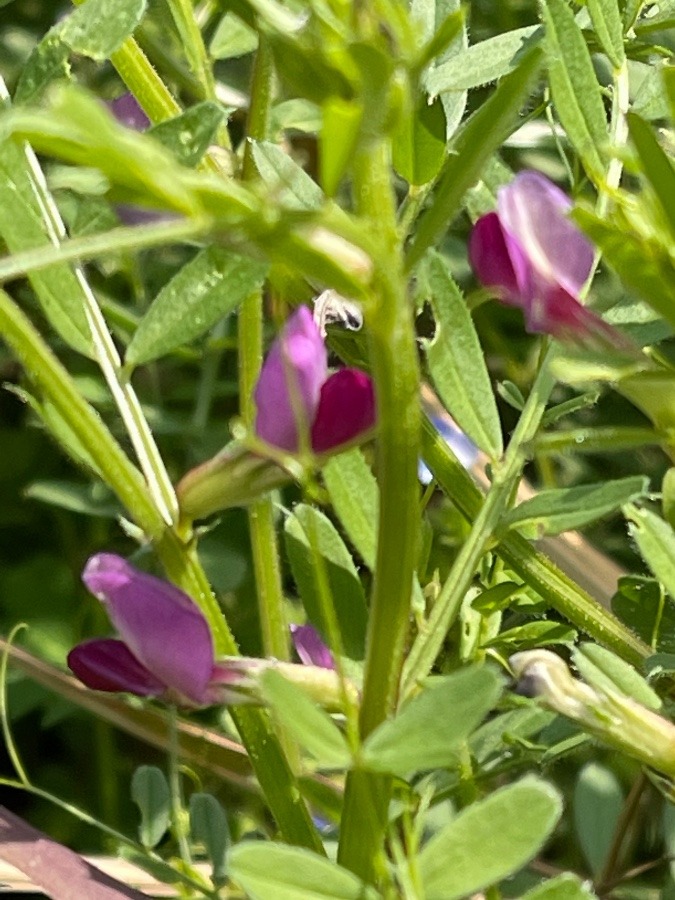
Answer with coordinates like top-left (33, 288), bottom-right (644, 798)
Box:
top-left (131, 765), bottom-right (170, 849)
top-left (574, 762), bottom-right (624, 876)
top-left (320, 98), bottom-right (362, 197)
top-left (126, 246), bottom-right (267, 366)
top-left (228, 842), bottom-right (378, 900)
top-left (149, 102), bottom-right (227, 168)
top-left (23, 480), bottom-right (120, 518)
top-left (418, 776), bottom-right (562, 900)
top-left (322, 450), bottom-right (378, 569)
top-left (0, 139), bottom-right (92, 355)
top-left (406, 45), bottom-right (542, 268)
top-left (362, 666), bottom-right (503, 775)
top-left (393, 94), bottom-right (446, 186)
top-left (542, 0), bottom-right (608, 180)
top-left (420, 250), bottom-right (502, 457)
top-left (189, 794), bottom-right (230, 883)
top-left (259, 670), bottom-right (351, 769)
top-left (209, 12), bottom-right (258, 59)
top-left (521, 873), bottom-right (597, 899)
top-left (627, 112), bottom-right (675, 240)
top-left (499, 476), bottom-right (649, 537)
top-left (59, 0), bottom-right (147, 61)
top-left (612, 576), bottom-right (675, 654)
top-left (574, 209), bottom-right (675, 332)
top-left (426, 25), bottom-right (541, 94)
top-left (14, 35), bottom-right (71, 105)
top-left (284, 504), bottom-right (368, 660)
top-left (483, 620), bottom-right (577, 652)
top-left (573, 642), bottom-right (662, 710)
top-left (626, 505), bottom-right (675, 607)
top-left (586, 0), bottom-right (625, 69)
top-left (250, 140), bottom-right (324, 210)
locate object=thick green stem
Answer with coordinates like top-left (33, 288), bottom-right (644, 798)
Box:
top-left (337, 139), bottom-right (421, 883)
top-left (403, 347), bottom-right (558, 693)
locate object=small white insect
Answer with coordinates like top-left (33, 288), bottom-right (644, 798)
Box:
top-left (312, 290), bottom-right (364, 338)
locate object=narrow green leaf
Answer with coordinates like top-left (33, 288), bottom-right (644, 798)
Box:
top-left (627, 111), bottom-right (675, 240)
top-left (126, 246), bottom-right (268, 366)
top-left (521, 873), bottom-right (597, 899)
top-left (542, 0), bottom-right (608, 180)
top-left (574, 762), bottom-right (624, 875)
top-left (362, 666), bottom-right (503, 775)
top-left (426, 25), bottom-right (541, 94)
top-left (23, 480), bottom-right (120, 518)
top-left (573, 641), bottom-right (662, 710)
top-left (59, 0), bottom-right (147, 61)
top-left (586, 0), bottom-right (625, 69)
top-left (500, 476), bottom-right (649, 536)
top-left (0, 139), bottom-right (92, 354)
top-left (406, 45), bottom-right (542, 268)
top-left (320, 98), bottom-right (362, 197)
top-left (130, 765), bottom-right (170, 849)
top-left (259, 670), bottom-right (351, 769)
top-left (322, 450), bottom-right (378, 569)
top-left (251, 140), bottom-right (324, 210)
top-left (149, 102), bottom-right (227, 168)
top-left (483, 620), bottom-right (576, 651)
top-left (284, 504), bottom-right (368, 660)
top-left (228, 842), bottom-right (378, 900)
top-left (420, 250), bottom-right (502, 457)
top-left (625, 505), bottom-right (675, 608)
top-left (189, 794), bottom-right (230, 883)
top-left (393, 95), bottom-right (446, 186)
top-left (419, 777), bottom-right (562, 899)
top-left (575, 209), bottom-right (675, 331)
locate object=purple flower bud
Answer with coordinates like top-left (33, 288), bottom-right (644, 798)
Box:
top-left (68, 554), bottom-right (220, 706)
top-left (254, 307), bottom-right (375, 455)
top-left (109, 93), bottom-right (150, 131)
top-left (290, 624), bottom-right (334, 670)
top-left (469, 171), bottom-right (609, 339)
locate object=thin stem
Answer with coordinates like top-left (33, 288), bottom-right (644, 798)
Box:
top-left (338, 137), bottom-right (421, 883)
top-left (403, 346), bottom-right (557, 694)
top-left (168, 706), bottom-right (193, 867)
top-left (595, 772), bottom-right (647, 893)
top-left (165, 0), bottom-right (217, 101)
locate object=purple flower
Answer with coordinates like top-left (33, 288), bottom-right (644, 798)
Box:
top-left (67, 554), bottom-right (234, 706)
top-left (290, 624), bottom-right (334, 670)
top-left (254, 307), bottom-right (375, 455)
top-left (469, 171), bottom-right (610, 339)
top-left (109, 93), bottom-right (150, 131)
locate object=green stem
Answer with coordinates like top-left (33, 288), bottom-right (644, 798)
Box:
top-left (337, 138), bottom-right (421, 883)
top-left (403, 346), bottom-right (557, 693)
top-left (168, 706), bottom-right (193, 867)
top-left (165, 0), bottom-right (217, 101)
top-left (418, 416), bottom-right (650, 667)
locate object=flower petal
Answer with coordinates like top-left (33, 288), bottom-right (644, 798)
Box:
top-left (469, 211), bottom-right (524, 305)
top-left (497, 171), bottom-right (594, 298)
top-left (67, 638), bottom-right (165, 696)
top-left (82, 554), bottom-right (214, 704)
top-left (290, 624), bottom-right (334, 670)
top-left (310, 368), bottom-right (375, 454)
top-left (254, 307), bottom-right (327, 452)
top-left (109, 93), bottom-right (150, 131)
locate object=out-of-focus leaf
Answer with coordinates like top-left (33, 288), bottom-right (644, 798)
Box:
top-left (323, 449), bottom-right (378, 569)
top-left (131, 766), bottom-right (171, 849)
top-left (574, 762), bottom-right (624, 876)
top-left (420, 250), bottom-right (502, 458)
top-left (542, 0), bottom-right (608, 180)
top-left (627, 112), bottom-right (675, 239)
top-left (23, 479), bottom-right (120, 518)
top-left (284, 504), bottom-right (368, 660)
top-left (393, 95), bottom-right (446, 185)
top-left (210, 12), bottom-right (258, 59)
top-left (228, 843), bottom-right (378, 900)
top-left (320, 98), bottom-right (362, 197)
top-left (362, 666), bottom-right (503, 774)
top-left (126, 247), bottom-right (267, 366)
top-left (521, 873), bottom-right (597, 898)
top-left (59, 0), bottom-right (147, 60)
top-left (417, 777), bottom-right (562, 899)
top-left (189, 794), bottom-right (230, 883)
top-left (14, 35), bottom-right (70, 104)
top-left (250, 140), bottom-right (324, 210)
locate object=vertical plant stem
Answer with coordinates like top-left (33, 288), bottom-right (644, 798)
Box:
top-left (403, 347), bottom-right (557, 694)
top-left (239, 36), bottom-right (289, 662)
top-left (338, 138), bottom-right (421, 883)
top-left (165, 0), bottom-right (217, 101)
top-left (168, 706), bottom-right (193, 867)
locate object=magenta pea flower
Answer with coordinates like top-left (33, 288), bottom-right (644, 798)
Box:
top-left (67, 554), bottom-right (236, 707)
top-left (254, 306), bottom-right (375, 455)
top-left (469, 171), bottom-right (614, 340)
top-left (290, 624), bottom-right (334, 670)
